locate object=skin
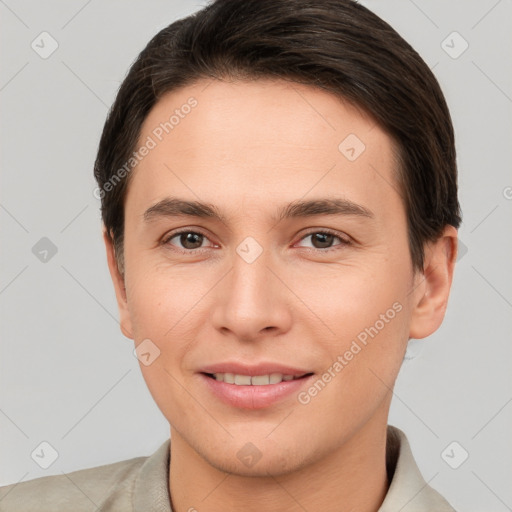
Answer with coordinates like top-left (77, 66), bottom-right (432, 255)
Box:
top-left (104, 78), bottom-right (457, 512)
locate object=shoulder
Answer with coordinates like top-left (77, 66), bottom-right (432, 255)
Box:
top-left (0, 453), bottom-right (147, 512)
top-left (380, 426), bottom-right (459, 512)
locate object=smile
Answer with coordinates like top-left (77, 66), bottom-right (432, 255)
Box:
top-left (207, 372), bottom-right (309, 385)
top-left (200, 372), bottom-right (314, 409)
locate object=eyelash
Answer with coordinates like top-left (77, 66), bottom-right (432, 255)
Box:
top-left (161, 228), bottom-right (351, 254)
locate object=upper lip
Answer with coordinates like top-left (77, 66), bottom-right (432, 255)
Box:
top-left (199, 362), bottom-right (313, 377)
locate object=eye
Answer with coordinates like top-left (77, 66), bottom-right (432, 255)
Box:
top-left (162, 228), bottom-right (350, 254)
top-left (163, 230), bottom-right (214, 252)
top-left (296, 230), bottom-right (350, 251)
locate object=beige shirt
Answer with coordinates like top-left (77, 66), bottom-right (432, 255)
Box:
top-left (0, 425), bottom-right (457, 511)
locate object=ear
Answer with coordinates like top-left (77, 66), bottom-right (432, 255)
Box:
top-left (408, 225), bottom-right (458, 339)
top-left (103, 229), bottom-right (134, 339)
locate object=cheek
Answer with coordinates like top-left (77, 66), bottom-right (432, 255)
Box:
top-left (124, 267), bottom-right (208, 419)
top-left (295, 294), bottom-right (411, 430)
top-left (124, 263), bottom-right (211, 364)
top-left (126, 262), bottom-right (188, 332)
top-left (289, 254), bottom-right (411, 339)
top-left (286, 247), bottom-right (413, 396)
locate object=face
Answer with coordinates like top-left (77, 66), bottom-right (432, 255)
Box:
top-left (106, 78), bottom-right (454, 476)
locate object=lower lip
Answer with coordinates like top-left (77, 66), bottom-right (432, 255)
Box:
top-left (200, 373), bottom-right (314, 409)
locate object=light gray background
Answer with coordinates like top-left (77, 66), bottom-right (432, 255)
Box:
top-left (1, 1), bottom-right (511, 510)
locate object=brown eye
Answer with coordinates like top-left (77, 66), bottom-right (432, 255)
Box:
top-left (179, 232), bottom-right (204, 249)
top-left (310, 233), bottom-right (335, 249)
top-left (165, 231), bottom-right (209, 251)
top-left (296, 230), bottom-right (349, 251)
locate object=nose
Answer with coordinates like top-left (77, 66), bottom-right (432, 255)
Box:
top-left (210, 248), bottom-right (293, 342)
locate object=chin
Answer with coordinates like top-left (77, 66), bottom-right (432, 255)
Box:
top-left (198, 436), bottom-right (316, 478)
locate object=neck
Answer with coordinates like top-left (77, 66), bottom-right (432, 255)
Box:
top-left (168, 418), bottom-right (390, 512)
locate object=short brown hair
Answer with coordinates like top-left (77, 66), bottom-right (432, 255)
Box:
top-left (94, 0), bottom-right (462, 272)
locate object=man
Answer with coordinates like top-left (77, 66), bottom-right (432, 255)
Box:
top-left (0, 0), bottom-right (461, 510)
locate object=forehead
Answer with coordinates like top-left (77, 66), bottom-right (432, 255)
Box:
top-left (126, 78), bottom-right (402, 224)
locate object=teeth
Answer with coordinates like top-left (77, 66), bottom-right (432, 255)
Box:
top-left (252, 375), bottom-right (270, 385)
top-left (234, 374), bottom-right (251, 385)
top-left (211, 373), bottom-right (303, 385)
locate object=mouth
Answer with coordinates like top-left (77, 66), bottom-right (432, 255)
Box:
top-left (202, 372), bottom-right (313, 385)
top-left (199, 370), bottom-right (315, 409)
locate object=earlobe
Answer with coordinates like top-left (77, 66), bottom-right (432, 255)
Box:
top-left (408, 226), bottom-right (458, 340)
top-left (103, 229), bottom-right (134, 340)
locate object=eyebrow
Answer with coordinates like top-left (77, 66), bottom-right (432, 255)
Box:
top-left (143, 197), bottom-right (374, 224)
